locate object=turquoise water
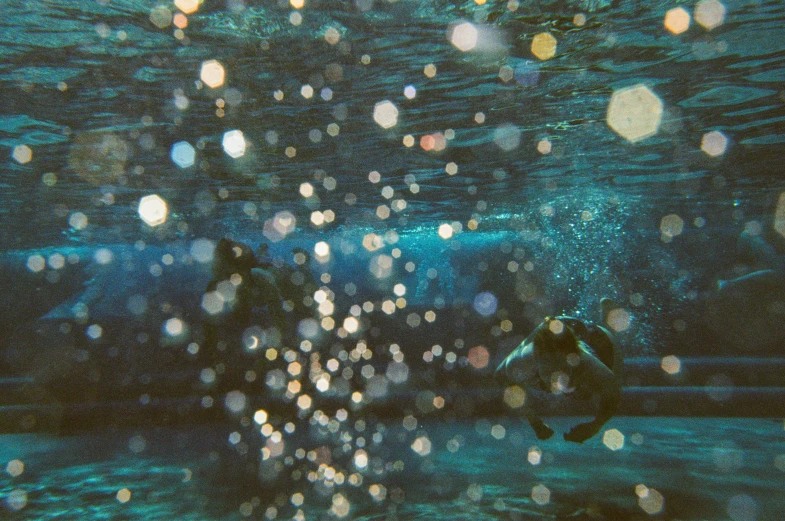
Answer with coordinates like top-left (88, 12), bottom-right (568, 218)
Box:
top-left (2, 419), bottom-right (784, 520)
top-left (1, 0), bottom-right (785, 519)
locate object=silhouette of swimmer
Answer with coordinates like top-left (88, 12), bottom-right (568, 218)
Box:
top-left (707, 227), bottom-right (785, 353)
top-left (203, 238), bottom-right (286, 366)
top-left (719, 228), bottom-right (785, 291)
top-left (495, 298), bottom-right (623, 443)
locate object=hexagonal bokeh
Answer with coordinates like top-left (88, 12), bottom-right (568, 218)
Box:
top-left (701, 130), bottom-right (728, 157)
top-left (222, 130), bottom-right (246, 158)
top-left (450, 23), bottom-right (478, 52)
top-left (603, 428), bottom-right (625, 451)
top-left (531, 484), bottom-right (551, 505)
top-left (607, 84), bottom-right (663, 143)
top-left (373, 100), bottom-right (399, 129)
top-left (531, 32), bottom-right (557, 60)
top-left (664, 7), bottom-right (691, 35)
top-left (695, 0), bottom-right (726, 30)
top-left (200, 59), bottom-right (225, 88)
top-left (170, 141), bottom-right (195, 168)
top-left (637, 486), bottom-right (665, 515)
top-left (175, 0), bottom-right (199, 15)
top-left (138, 194), bottom-right (168, 227)
top-left (12, 145), bottom-right (32, 164)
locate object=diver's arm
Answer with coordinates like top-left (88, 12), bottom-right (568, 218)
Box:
top-left (495, 335), bottom-right (553, 439)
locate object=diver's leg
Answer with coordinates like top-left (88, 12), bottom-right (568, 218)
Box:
top-left (525, 407), bottom-right (554, 440)
top-left (563, 384), bottom-right (621, 443)
top-left (564, 352), bottom-right (622, 443)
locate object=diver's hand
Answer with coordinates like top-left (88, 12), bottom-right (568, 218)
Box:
top-left (563, 422), bottom-right (599, 443)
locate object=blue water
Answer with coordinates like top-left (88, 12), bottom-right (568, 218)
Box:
top-left (1, 0), bottom-right (785, 519)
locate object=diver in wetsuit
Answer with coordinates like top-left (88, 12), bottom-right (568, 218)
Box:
top-left (495, 298), bottom-right (624, 443)
top-left (202, 238), bottom-right (286, 378)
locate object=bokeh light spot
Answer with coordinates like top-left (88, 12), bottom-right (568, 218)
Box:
top-left (607, 308), bottom-right (631, 332)
top-left (27, 254), bottom-right (45, 273)
top-left (603, 428), bottom-right (625, 451)
top-left (473, 292), bottom-right (498, 317)
top-left (661, 355), bottom-right (681, 375)
top-left (411, 436), bottom-right (432, 456)
top-left (225, 390), bottom-right (247, 413)
top-left (527, 446), bottom-right (542, 465)
top-left (531, 484), bottom-right (551, 505)
top-left (450, 23), bottom-right (478, 52)
top-left (531, 32), bottom-right (557, 60)
top-left (138, 194), bottom-right (168, 227)
top-left (468, 346), bottom-right (489, 369)
top-left (69, 212), bottom-right (88, 231)
top-left (343, 316), bottom-right (359, 334)
top-left (494, 124), bottom-right (521, 151)
top-left (503, 385), bottom-right (526, 408)
top-left (175, 0), bottom-right (199, 15)
top-left (373, 100), bottom-right (399, 129)
top-left (222, 130), bottom-right (246, 158)
top-left (607, 84), bottom-right (663, 143)
top-left (660, 214), bottom-right (684, 240)
top-left (200, 60), bottom-right (225, 88)
top-left (12, 145), bottom-right (32, 164)
top-left (149, 6), bottom-right (172, 29)
top-left (636, 486), bottom-right (665, 515)
top-left (314, 241), bottom-right (330, 258)
top-left (695, 0), bottom-right (726, 30)
top-left (324, 27), bottom-right (340, 45)
top-left (6, 460), bottom-right (24, 477)
top-left (6, 489), bottom-right (27, 511)
top-left (701, 130), bottom-right (728, 157)
top-left (116, 488), bottom-right (132, 503)
top-left (664, 7), bottom-right (691, 35)
top-left (68, 133), bottom-right (128, 185)
top-left (170, 141), bottom-right (195, 168)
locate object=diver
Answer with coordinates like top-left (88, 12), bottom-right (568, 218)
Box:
top-left (706, 221), bottom-right (785, 354)
top-left (202, 238), bottom-right (287, 371)
top-left (495, 298), bottom-right (624, 443)
top-left (720, 224), bottom-right (785, 290)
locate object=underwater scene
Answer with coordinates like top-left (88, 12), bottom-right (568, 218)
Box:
top-left (1, 0), bottom-right (785, 519)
